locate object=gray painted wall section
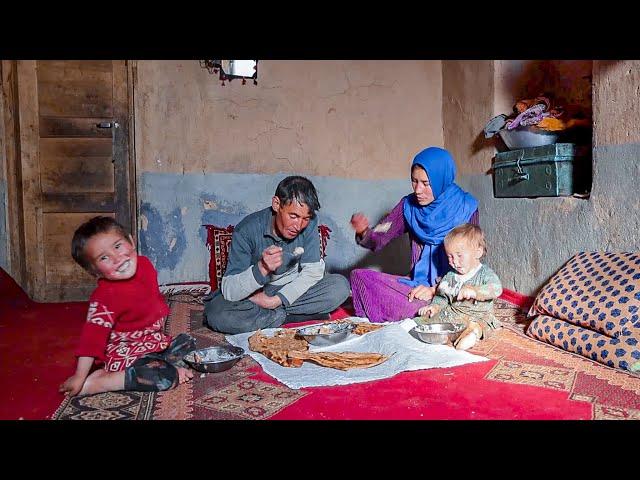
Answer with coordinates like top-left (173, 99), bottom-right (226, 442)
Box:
top-left (140, 172), bottom-right (412, 284)
top-left (458, 144), bottom-right (640, 296)
top-left (0, 179), bottom-right (7, 271)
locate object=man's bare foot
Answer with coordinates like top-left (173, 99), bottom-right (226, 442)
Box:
top-left (177, 367), bottom-right (193, 384)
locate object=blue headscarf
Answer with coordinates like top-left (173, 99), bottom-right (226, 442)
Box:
top-left (398, 147), bottom-right (478, 288)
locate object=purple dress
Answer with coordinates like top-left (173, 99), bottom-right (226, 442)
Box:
top-left (350, 200), bottom-right (479, 323)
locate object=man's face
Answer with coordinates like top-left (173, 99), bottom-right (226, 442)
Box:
top-left (272, 196), bottom-right (312, 240)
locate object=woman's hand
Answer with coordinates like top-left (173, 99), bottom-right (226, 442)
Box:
top-left (350, 212), bottom-right (370, 236)
top-left (408, 285), bottom-right (435, 302)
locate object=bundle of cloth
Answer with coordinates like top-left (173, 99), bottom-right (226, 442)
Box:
top-left (484, 95), bottom-right (591, 138)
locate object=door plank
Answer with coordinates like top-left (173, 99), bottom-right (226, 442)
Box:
top-left (42, 193), bottom-right (115, 212)
top-left (39, 117), bottom-right (113, 138)
top-left (40, 138), bottom-right (114, 193)
top-left (37, 60), bottom-right (113, 118)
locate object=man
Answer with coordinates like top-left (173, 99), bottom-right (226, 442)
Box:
top-left (204, 176), bottom-right (351, 334)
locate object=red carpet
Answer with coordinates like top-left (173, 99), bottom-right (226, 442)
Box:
top-left (54, 293), bottom-right (640, 420)
top-left (4, 269), bottom-right (639, 421)
top-left (266, 300), bottom-right (590, 419)
top-left (0, 268), bottom-right (86, 420)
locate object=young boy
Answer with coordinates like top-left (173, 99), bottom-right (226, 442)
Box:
top-left (59, 216), bottom-right (196, 397)
top-left (417, 223), bottom-right (502, 350)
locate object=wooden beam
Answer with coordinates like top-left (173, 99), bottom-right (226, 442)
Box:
top-left (16, 60), bottom-right (43, 298)
top-left (1, 60), bottom-right (26, 288)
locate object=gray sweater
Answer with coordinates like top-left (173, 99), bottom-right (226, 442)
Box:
top-left (221, 207), bottom-right (325, 306)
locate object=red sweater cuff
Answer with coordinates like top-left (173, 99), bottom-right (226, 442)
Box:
top-left (75, 322), bottom-right (110, 360)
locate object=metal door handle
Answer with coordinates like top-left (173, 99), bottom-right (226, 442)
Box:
top-left (96, 122), bottom-right (120, 129)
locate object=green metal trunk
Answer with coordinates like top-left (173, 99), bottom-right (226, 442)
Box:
top-left (492, 143), bottom-right (591, 198)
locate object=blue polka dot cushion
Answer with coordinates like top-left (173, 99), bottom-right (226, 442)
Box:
top-left (526, 251), bottom-right (640, 373)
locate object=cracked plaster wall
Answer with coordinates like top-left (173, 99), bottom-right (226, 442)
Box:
top-left (135, 60), bottom-right (443, 283)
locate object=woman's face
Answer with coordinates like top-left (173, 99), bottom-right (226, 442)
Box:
top-left (411, 166), bottom-right (434, 206)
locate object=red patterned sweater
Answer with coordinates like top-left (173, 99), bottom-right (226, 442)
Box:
top-left (75, 255), bottom-right (172, 372)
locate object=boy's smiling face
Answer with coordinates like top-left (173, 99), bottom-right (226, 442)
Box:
top-left (84, 229), bottom-right (138, 280)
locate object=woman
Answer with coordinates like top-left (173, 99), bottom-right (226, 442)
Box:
top-left (350, 146), bottom-right (479, 322)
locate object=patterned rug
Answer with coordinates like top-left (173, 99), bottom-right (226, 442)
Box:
top-left (478, 301), bottom-right (640, 419)
top-left (52, 295), bottom-right (640, 420)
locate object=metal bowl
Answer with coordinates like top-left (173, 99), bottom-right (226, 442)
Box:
top-left (412, 323), bottom-right (465, 345)
top-left (183, 345), bottom-right (245, 373)
top-left (498, 125), bottom-right (559, 150)
top-left (296, 322), bottom-right (355, 347)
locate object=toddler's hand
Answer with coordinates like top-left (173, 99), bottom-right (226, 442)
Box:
top-left (457, 286), bottom-right (477, 302)
top-left (418, 305), bottom-right (439, 317)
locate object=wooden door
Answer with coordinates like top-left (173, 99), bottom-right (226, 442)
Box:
top-left (14, 60), bottom-right (134, 301)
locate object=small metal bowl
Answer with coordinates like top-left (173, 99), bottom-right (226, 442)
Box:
top-left (412, 323), bottom-right (465, 345)
top-left (183, 345), bottom-right (245, 373)
top-left (296, 322), bottom-right (355, 347)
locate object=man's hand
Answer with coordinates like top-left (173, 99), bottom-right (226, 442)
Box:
top-left (350, 212), bottom-right (370, 236)
top-left (408, 285), bottom-right (435, 302)
top-left (258, 245), bottom-right (283, 276)
top-left (457, 286), bottom-right (477, 302)
top-left (249, 290), bottom-right (283, 310)
top-left (418, 304), bottom-right (440, 318)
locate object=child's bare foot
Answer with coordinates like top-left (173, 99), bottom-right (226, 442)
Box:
top-left (454, 323), bottom-right (482, 351)
top-left (78, 370), bottom-right (125, 395)
top-left (177, 367), bottom-right (193, 384)
top-left (454, 330), bottom-right (478, 350)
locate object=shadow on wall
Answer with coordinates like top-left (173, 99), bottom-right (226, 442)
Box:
top-left (503, 60), bottom-right (593, 111)
top-left (332, 234), bottom-right (412, 280)
top-left (317, 214), bottom-right (412, 279)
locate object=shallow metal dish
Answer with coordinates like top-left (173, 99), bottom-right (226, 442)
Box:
top-left (296, 322), bottom-right (355, 347)
top-left (183, 345), bottom-right (245, 373)
top-left (413, 322), bottom-right (465, 345)
top-left (498, 125), bottom-right (558, 150)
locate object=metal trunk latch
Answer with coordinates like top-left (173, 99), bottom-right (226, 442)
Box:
top-left (512, 155), bottom-right (529, 183)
